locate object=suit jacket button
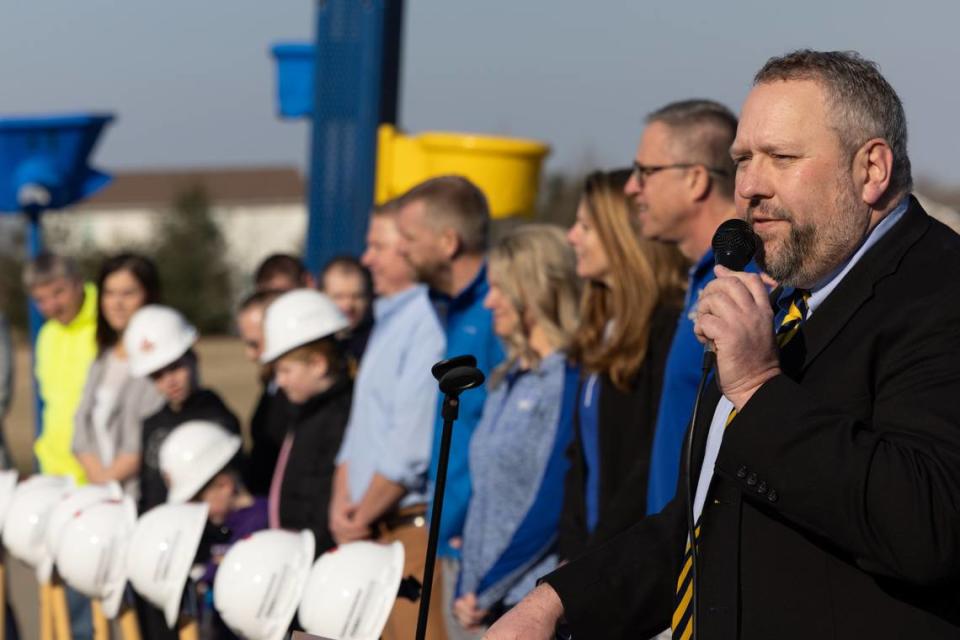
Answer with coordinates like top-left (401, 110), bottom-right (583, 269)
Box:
top-left (746, 472), bottom-right (758, 486)
top-left (757, 481), bottom-right (767, 495)
top-left (736, 465), bottom-right (748, 479)
top-left (767, 489), bottom-right (778, 503)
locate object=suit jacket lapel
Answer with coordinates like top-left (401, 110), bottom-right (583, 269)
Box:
top-left (797, 197), bottom-right (930, 372)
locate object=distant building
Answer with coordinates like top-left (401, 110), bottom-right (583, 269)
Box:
top-left (43, 165), bottom-right (307, 280)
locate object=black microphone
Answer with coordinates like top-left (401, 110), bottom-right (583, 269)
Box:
top-left (712, 218), bottom-right (757, 271)
top-left (703, 219), bottom-right (758, 370)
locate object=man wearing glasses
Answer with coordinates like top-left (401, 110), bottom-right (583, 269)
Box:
top-left (623, 100), bottom-right (753, 520)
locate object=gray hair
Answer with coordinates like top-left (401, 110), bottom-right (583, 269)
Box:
top-left (397, 175), bottom-right (490, 254)
top-left (646, 99), bottom-right (738, 198)
top-left (754, 49), bottom-right (912, 197)
top-left (23, 253), bottom-right (81, 290)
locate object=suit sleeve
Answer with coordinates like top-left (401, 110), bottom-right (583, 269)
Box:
top-left (543, 491), bottom-right (686, 638)
top-left (716, 290), bottom-right (960, 586)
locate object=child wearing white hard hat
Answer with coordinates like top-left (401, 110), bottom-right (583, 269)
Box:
top-left (124, 305), bottom-right (242, 513)
top-left (159, 421), bottom-right (268, 570)
top-left (261, 289), bottom-right (353, 556)
top-left (160, 420), bottom-right (269, 638)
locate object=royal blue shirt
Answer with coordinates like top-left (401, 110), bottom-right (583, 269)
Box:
top-left (428, 264), bottom-right (506, 558)
top-left (645, 250), bottom-right (758, 515)
top-left (578, 373), bottom-right (602, 532)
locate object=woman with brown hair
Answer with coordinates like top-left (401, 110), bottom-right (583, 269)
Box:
top-left (559, 168), bottom-right (688, 561)
top-left (73, 253), bottom-right (165, 493)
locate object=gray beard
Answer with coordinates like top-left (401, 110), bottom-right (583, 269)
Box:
top-left (753, 219), bottom-right (818, 286)
top-left (748, 186), bottom-right (867, 288)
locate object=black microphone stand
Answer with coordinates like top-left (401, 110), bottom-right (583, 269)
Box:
top-left (415, 356), bottom-right (484, 640)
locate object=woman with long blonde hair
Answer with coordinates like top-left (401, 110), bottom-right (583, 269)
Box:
top-left (560, 169), bottom-right (688, 560)
top-left (452, 224), bottom-right (581, 636)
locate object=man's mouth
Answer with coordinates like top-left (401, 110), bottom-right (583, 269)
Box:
top-left (747, 207), bottom-right (790, 230)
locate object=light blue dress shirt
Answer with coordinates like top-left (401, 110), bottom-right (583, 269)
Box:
top-left (693, 199), bottom-right (909, 521)
top-left (336, 284), bottom-right (446, 507)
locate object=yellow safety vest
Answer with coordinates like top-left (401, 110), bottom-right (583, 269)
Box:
top-left (33, 282), bottom-right (98, 483)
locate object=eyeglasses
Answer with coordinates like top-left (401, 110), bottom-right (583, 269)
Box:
top-left (630, 161), bottom-right (729, 185)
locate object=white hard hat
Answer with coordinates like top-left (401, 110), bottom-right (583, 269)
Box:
top-left (38, 481), bottom-right (122, 584)
top-left (297, 541), bottom-right (404, 640)
top-left (2, 475), bottom-right (74, 578)
top-left (213, 529), bottom-right (315, 640)
top-left (260, 289), bottom-right (348, 364)
top-left (126, 502), bottom-right (209, 629)
top-left (160, 421), bottom-right (243, 504)
top-left (124, 305), bottom-right (198, 377)
top-left (0, 470), bottom-right (20, 530)
top-left (55, 497), bottom-right (137, 618)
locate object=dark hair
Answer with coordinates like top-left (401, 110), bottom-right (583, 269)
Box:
top-left (646, 99), bottom-right (738, 198)
top-left (319, 256), bottom-right (372, 298)
top-left (96, 253), bottom-right (161, 353)
top-left (397, 175), bottom-right (491, 253)
top-left (254, 253), bottom-right (309, 291)
top-left (237, 288), bottom-right (283, 314)
top-left (754, 49), bottom-right (912, 198)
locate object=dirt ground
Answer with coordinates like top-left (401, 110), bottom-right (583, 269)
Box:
top-left (3, 336), bottom-right (259, 638)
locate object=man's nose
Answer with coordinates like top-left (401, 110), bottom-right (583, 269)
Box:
top-left (735, 159), bottom-right (773, 202)
top-left (624, 171), bottom-right (642, 197)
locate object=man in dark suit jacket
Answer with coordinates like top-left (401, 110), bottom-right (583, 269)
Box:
top-left (485, 49), bottom-right (960, 640)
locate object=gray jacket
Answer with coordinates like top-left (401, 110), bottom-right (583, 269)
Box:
top-left (72, 352), bottom-right (164, 462)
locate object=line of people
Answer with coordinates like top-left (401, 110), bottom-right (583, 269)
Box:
top-left (17, 97), bottom-right (758, 640)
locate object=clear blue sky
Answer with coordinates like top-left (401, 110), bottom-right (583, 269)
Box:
top-left (2, 0), bottom-right (957, 184)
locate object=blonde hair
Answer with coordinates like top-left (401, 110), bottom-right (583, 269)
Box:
top-left (570, 170), bottom-right (688, 390)
top-left (487, 224), bottom-right (580, 386)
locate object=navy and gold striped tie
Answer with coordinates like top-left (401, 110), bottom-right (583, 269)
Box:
top-left (671, 288), bottom-right (811, 640)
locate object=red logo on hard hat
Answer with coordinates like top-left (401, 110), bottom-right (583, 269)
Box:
top-left (140, 338), bottom-right (155, 353)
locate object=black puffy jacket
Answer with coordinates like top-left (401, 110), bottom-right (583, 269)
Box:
top-left (277, 377), bottom-right (352, 555)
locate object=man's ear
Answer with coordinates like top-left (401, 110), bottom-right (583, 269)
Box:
top-left (856, 138), bottom-right (894, 207)
top-left (438, 226), bottom-right (461, 260)
top-left (688, 165), bottom-right (713, 201)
